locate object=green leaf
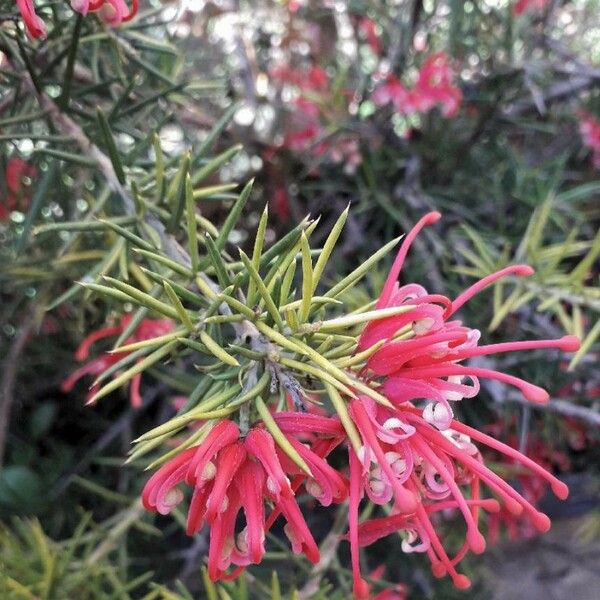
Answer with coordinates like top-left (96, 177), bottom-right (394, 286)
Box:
top-left (316, 305), bottom-right (416, 332)
top-left (324, 236), bottom-right (401, 298)
top-left (239, 250), bottom-right (285, 330)
top-left (215, 179), bottom-right (254, 250)
top-left (324, 383), bottom-right (362, 454)
top-left (167, 152), bottom-right (191, 233)
top-left (163, 282), bottom-right (194, 330)
top-left (133, 248), bottom-right (193, 277)
top-left (255, 396), bottom-right (312, 476)
top-left (185, 174), bottom-right (200, 274)
top-left (102, 276), bottom-right (181, 320)
top-left (191, 144), bottom-right (242, 186)
top-left (205, 234), bottom-right (232, 289)
top-left (90, 341), bottom-right (177, 404)
top-left (299, 232), bottom-right (313, 323)
top-left (247, 205), bottom-right (269, 306)
top-left (97, 218), bottom-right (156, 251)
top-left (96, 107), bottom-right (127, 185)
top-left (312, 204), bottom-right (348, 291)
top-left (198, 331), bottom-right (240, 366)
top-left (153, 133), bottom-right (165, 202)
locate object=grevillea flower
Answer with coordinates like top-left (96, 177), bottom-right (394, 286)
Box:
top-left (71, 0), bottom-right (138, 25)
top-left (61, 315), bottom-right (173, 407)
top-left (270, 63), bottom-right (362, 172)
top-left (373, 53), bottom-right (462, 120)
top-left (358, 17), bottom-right (382, 55)
top-left (345, 212), bottom-right (579, 597)
top-left (15, 0), bottom-right (46, 38)
top-left (142, 415), bottom-right (347, 580)
top-left (1, 157), bottom-right (36, 221)
top-left (14, 0), bottom-right (138, 38)
top-left (513, 0), bottom-right (549, 15)
top-left (577, 110), bottom-right (600, 168)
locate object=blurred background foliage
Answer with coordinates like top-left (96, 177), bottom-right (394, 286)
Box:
top-left (1, 0), bottom-right (599, 598)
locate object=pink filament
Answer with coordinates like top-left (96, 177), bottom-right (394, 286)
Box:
top-left (447, 265), bottom-right (534, 317)
top-left (377, 212), bottom-right (442, 308)
top-left (433, 335), bottom-right (581, 363)
top-left (399, 364), bottom-right (549, 403)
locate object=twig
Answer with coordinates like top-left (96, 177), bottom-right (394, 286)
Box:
top-left (502, 392), bottom-right (600, 427)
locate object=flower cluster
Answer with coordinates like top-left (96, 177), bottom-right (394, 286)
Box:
top-left (270, 64), bottom-right (362, 173)
top-left (578, 110), bottom-right (600, 168)
top-left (1, 157), bottom-right (35, 222)
top-left (142, 415), bottom-right (347, 580)
top-left (16, 0), bottom-right (138, 39)
top-left (137, 213), bottom-right (579, 598)
top-left (372, 53), bottom-right (462, 121)
top-left (62, 315), bottom-right (173, 407)
top-left (344, 212), bottom-right (578, 597)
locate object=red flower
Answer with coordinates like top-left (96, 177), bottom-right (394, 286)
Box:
top-left (577, 110), bottom-right (600, 168)
top-left (61, 315), bottom-right (173, 407)
top-left (513, 0), bottom-right (548, 15)
top-left (372, 75), bottom-right (416, 115)
top-left (15, 0), bottom-right (46, 38)
top-left (373, 53), bottom-right (462, 119)
top-left (142, 415), bottom-right (347, 580)
top-left (1, 157), bottom-right (36, 221)
top-left (14, 0), bottom-right (138, 38)
top-left (412, 53), bottom-right (462, 118)
top-left (345, 212), bottom-right (579, 597)
top-left (272, 185), bottom-right (291, 222)
top-left (71, 0), bottom-right (138, 25)
top-left (271, 62), bottom-right (363, 172)
top-left (358, 17), bottom-right (382, 55)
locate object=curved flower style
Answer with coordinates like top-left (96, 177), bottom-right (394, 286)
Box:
top-left (15, 0), bottom-right (138, 39)
top-left (61, 315), bottom-right (173, 407)
top-left (346, 212), bottom-right (579, 597)
top-left (142, 414), bottom-right (347, 581)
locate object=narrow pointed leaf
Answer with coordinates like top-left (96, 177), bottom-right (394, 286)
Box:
top-left (89, 341), bottom-right (177, 404)
top-left (215, 179), bottom-right (253, 250)
top-left (163, 281), bottom-right (194, 330)
top-left (240, 255), bottom-right (284, 330)
top-left (102, 276), bottom-right (180, 319)
top-left (255, 396), bottom-right (312, 476)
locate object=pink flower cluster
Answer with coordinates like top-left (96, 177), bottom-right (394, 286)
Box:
top-left (142, 415), bottom-right (347, 580)
top-left (138, 213), bottom-right (579, 598)
top-left (62, 314), bottom-right (172, 407)
top-left (346, 212), bottom-right (578, 597)
top-left (15, 0), bottom-right (138, 39)
top-left (372, 53), bottom-right (462, 120)
top-left (1, 157), bottom-right (36, 221)
top-left (578, 110), bottom-right (600, 168)
top-left (270, 64), bottom-right (362, 173)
